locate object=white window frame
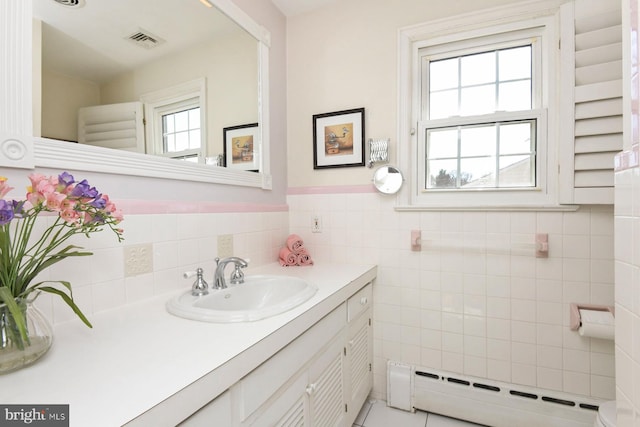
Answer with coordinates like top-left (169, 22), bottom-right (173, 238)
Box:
top-left (397, 0), bottom-right (569, 210)
top-left (420, 31), bottom-right (542, 191)
top-left (141, 78), bottom-right (207, 163)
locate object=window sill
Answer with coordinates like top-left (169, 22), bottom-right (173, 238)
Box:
top-left (394, 204), bottom-right (580, 212)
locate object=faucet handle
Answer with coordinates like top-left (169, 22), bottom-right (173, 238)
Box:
top-left (185, 267), bottom-right (209, 296)
top-left (230, 263), bottom-right (246, 285)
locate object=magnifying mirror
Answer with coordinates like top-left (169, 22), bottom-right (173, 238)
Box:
top-left (373, 165), bottom-right (403, 194)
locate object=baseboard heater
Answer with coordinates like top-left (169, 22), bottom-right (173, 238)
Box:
top-left (387, 361), bottom-right (601, 427)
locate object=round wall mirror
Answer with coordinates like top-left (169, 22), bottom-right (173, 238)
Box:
top-left (373, 165), bottom-right (403, 194)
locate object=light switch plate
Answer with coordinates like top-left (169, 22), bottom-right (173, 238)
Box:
top-left (312, 214), bottom-right (322, 233)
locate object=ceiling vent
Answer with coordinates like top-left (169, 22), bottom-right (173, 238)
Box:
top-left (125, 30), bottom-right (165, 50)
top-left (51, 0), bottom-right (85, 8)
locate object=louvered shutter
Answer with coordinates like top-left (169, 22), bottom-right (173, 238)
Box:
top-left (560, 0), bottom-right (623, 204)
top-left (77, 102), bottom-right (145, 153)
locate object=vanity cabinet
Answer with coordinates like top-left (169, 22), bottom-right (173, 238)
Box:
top-left (180, 391), bottom-right (232, 426)
top-left (183, 282), bottom-right (373, 427)
top-left (250, 282), bottom-right (373, 427)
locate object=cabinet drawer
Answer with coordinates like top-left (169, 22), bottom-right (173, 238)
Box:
top-left (347, 283), bottom-right (372, 322)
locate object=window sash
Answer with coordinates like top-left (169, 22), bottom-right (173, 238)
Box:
top-left (419, 33), bottom-right (543, 121)
top-left (418, 109), bottom-right (544, 192)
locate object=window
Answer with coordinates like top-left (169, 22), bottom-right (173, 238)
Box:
top-left (398, 3), bottom-right (562, 209)
top-left (141, 78), bottom-right (207, 163)
top-left (159, 100), bottom-right (201, 162)
top-left (423, 43), bottom-right (538, 190)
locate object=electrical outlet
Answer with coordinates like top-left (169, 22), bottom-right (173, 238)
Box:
top-left (218, 234), bottom-right (234, 258)
top-left (312, 214), bottom-right (322, 233)
top-left (124, 244), bottom-right (153, 277)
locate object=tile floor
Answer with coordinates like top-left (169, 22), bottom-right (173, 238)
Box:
top-left (353, 399), bottom-right (486, 427)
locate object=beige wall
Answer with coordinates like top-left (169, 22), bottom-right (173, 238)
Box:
top-left (286, 0), bottom-right (517, 187)
top-left (41, 69), bottom-right (100, 141)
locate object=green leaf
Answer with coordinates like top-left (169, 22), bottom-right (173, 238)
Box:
top-left (0, 286), bottom-right (28, 342)
top-left (38, 284), bottom-right (93, 328)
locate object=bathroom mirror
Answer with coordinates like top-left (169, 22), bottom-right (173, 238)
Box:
top-left (373, 165), bottom-right (404, 194)
top-left (3, 0), bottom-right (271, 189)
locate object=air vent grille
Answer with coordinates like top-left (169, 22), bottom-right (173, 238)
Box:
top-left (125, 30), bottom-right (165, 49)
top-left (52, 0), bottom-right (85, 8)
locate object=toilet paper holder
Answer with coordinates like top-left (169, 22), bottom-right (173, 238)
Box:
top-left (569, 303), bottom-right (615, 331)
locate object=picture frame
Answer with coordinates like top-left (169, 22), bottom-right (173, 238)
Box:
top-left (223, 123), bottom-right (259, 171)
top-left (312, 108), bottom-right (365, 169)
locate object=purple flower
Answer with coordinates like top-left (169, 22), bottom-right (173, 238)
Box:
top-left (0, 199), bottom-right (15, 225)
top-left (11, 200), bottom-right (26, 218)
top-left (90, 194), bottom-right (106, 209)
top-left (58, 172), bottom-right (75, 187)
top-left (70, 180), bottom-right (99, 199)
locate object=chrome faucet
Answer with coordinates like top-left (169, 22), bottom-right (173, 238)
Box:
top-left (214, 257), bottom-right (248, 289)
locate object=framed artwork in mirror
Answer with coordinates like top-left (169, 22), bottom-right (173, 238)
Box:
top-left (223, 123), bottom-right (259, 171)
top-left (312, 108), bottom-right (365, 169)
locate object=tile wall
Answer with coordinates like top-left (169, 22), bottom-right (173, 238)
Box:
top-left (614, 147), bottom-right (640, 426)
top-left (33, 207), bottom-right (289, 325)
top-left (288, 191), bottom-right (616, 401)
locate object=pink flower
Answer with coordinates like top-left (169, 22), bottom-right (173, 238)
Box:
top-left (61, 198), bottom-right (76, 211)
top-left (45, 192), bottom-right (67, 212)
top-left (27, 173), bottom-right (58, 206)
top-left (26, 191), bottom-right (43, 207)
top-left (60, 208), bottom-right (80, 224)
top-left (112, 209), bottom-right (124, 223)
top-left (0, 177), bottom-right (13, 199)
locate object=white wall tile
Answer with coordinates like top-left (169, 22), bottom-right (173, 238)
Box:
top-left (537, 345), bottom-right (563, 369)
top-left (288, 193), bottom-right (616, 401)
top-left (488, 359), bottom-right (511, 382)
top-left (512, 363), bottom-right (537, 387)
top-left (537, 367), bottom-right (563, 391)
top-left (563, 371), bottom-right (590, 396)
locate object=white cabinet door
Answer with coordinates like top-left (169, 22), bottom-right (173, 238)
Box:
top-left (307, 337), bottom-right (346, 427)
top-left (346, 307), bottom-right (372, 421)
top-left (249, 373), bottom-right (309, 427)
top-left (345, 283), bottom-right (373, 423)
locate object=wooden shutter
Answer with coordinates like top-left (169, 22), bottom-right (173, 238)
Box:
top-left (559, 0), bottom-right (623, 204)
top-left (77, 102), bottom-right (145, 153)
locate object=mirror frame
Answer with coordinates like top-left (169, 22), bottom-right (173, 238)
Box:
top-left (0, 0), bottom-right (272, 189)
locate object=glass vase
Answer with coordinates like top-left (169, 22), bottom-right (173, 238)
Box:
top-left (0, 296), bottom-right (53, 374)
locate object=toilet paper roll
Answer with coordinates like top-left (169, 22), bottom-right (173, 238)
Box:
top-left (578, 309), bottom-right (614, 340)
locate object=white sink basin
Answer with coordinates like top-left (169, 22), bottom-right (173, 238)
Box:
top-left (166, 275), bottom-right (318, 322)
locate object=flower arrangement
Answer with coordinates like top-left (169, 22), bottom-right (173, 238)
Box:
top-left (0, 172), bottom-right (123, 344)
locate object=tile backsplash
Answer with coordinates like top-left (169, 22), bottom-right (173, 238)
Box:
top-left (34, 209), bottom-right (289, 325)
top-left (289, 191), bottom-right (615, 401)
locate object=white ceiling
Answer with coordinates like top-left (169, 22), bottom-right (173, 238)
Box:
top-left (270, 0), bottom-right (338, 17)
top-left (34, 0), bottom-right (246, 83)
top-left (34, 0), bottom-right (336, 84)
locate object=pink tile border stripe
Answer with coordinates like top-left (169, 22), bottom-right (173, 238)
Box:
top-left (615, 143), bottom-right (640, 172)
top-left (118, 200), bottom-right (289, 215)
top-left (287, 184), bottom-right (377, 195)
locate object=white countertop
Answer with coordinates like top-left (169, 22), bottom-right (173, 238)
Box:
top-left (0, 263), bottom-right (376, 427)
